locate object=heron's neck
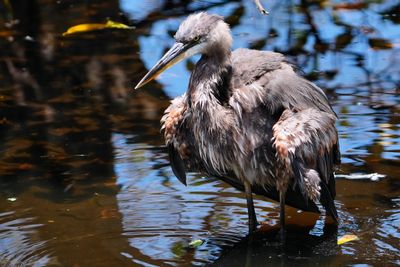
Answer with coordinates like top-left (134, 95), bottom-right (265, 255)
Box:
top-left (188, 52), bottom-right (232, 109)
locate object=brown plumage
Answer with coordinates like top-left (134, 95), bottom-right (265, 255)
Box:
top-left (136, 12), bottom-right (340, 236)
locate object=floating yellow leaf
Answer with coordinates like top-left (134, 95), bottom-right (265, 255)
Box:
top-left (63, 23), bottom-right (105, 36)
top-left (105, 20), bottom-right (133, 29)
top-left (63, 19), bottom-right (134, 36)
top-left (337, 234), bottom-right (359, 245)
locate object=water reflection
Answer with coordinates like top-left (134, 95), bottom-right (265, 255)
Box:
top-left (113, 133), bottom-right (249, 265)
top-left (0, 210), bottom-right (55, 266)
top-left (0, 0), bottom-right (399, 266)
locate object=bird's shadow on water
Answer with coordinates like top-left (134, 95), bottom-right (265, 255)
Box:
top-left (208, 223), bottom-right (339, 266)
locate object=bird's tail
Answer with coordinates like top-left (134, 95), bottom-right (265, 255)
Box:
top-left (319, 175), bottom-right (338, 223)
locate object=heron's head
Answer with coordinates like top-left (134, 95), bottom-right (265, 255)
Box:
top-left (135, 12), bottom-right (232, 89)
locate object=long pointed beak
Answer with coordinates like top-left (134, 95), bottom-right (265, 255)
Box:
top-left (135, 42), bottom-right (190, 89)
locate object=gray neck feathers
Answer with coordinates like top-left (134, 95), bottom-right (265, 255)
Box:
top-left (187, 19), bottom-right (233, 108)
top-left (188, 54), bottom-right (235, 174)
top-left (188, 54), bottom-right (231, 109)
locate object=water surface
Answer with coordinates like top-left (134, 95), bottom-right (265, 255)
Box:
top-left (0, 0), bottom-right (399, 266)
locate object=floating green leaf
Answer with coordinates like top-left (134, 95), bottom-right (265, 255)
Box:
top-left (189, 239), bottom-right (204, 248)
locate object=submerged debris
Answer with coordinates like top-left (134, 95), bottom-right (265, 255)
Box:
top-left (335, 173), bottom-right (386, 181)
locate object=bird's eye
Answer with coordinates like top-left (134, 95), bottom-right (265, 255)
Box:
top-left (193, 36), bottom-right (200, 42)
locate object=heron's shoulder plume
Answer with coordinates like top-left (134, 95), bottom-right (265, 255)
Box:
top-left (231, 48), bottom-right (285, 86)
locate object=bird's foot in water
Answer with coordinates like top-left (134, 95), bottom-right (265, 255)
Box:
top-left (248, 220), bottom-right (259, 233)
top-left (246, 221), bottom-right (260, 244)
top-left (249, 224), bottom-right (257, 235)
top-left (264, 228), bottom-right (286, 247)
top-left (279, 227), bottom-right (286, 245)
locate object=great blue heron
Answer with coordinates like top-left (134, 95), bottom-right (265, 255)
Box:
top-left (135, 12), bottom-right (340, 235)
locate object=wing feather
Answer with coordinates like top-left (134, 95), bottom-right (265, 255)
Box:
top-left (230, 48), bottom-right (335, 116)
top-left (273, 108), bottom-right (339, 221)
top-left (161, 95), bottom-right (189, 185)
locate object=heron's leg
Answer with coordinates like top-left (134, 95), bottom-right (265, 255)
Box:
top-left (244, 180), bottom-right (257, 232)
top-left (279, 190), bottom-right (286, 242)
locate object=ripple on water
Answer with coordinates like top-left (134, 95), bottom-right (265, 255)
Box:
top-left (115, 174), bottom-right (253, 265)
top-left (0, 210), bottom-right (56, 266)
top-left (113, 137), bottom-right (252, 264)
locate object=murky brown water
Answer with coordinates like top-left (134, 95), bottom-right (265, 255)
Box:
top-left (0, 1), bottom-right (399, 266)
